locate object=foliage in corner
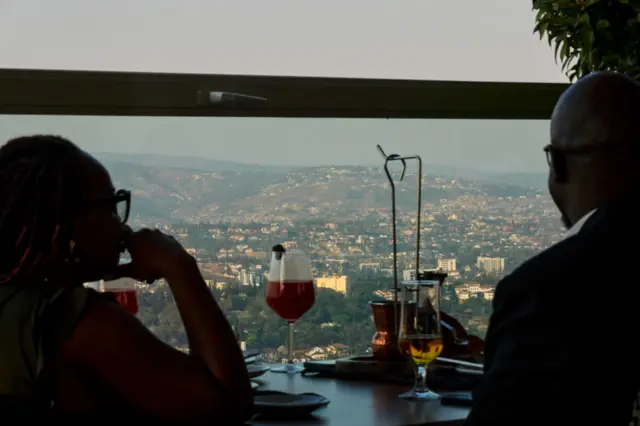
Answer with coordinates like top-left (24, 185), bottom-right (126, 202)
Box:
top-left (533, 0), bottom-right (640, 82)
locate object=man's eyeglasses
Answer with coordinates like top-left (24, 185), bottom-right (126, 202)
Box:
top-left (543, 144), bottom-right (594, 166)
top-left (543, 144), bottom-right (560, 168)
top-left (544, 142), bottom-right (640, 167)
top-left (84, 189), bottom-right (131, 224)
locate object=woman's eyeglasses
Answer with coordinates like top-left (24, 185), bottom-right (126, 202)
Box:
top-left (83, 189), bottom-right (131, 224)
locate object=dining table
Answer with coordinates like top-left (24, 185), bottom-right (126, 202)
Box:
top-left (250, 371), bottom-right (470, 426)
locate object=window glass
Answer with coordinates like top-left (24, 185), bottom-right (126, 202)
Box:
top-left (0, 115), bottom-right (559, 355)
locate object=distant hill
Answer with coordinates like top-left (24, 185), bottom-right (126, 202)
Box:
top-left (94, 152), bottom-right (296, 173)
top-left (96, 152), bottom-right (547, 190)
top-left (414, 164), bottom-right (546, 190)
top-left (98, 155), bottom-right (545, 223)
top-left (104, 160), bottom-right (286, 220)
top-left (489, 172), bottom-right (547, 190)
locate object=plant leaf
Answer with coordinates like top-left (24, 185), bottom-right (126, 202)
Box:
top-left (554, 39), bottom-right (563, 61)
top-left (532, 0), bottom-right (640, 81)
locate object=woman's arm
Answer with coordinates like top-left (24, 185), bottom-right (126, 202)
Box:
top-left (56, 258), bottom-right (253, 422)
top-left (164, 256), bottom-right (251, 397)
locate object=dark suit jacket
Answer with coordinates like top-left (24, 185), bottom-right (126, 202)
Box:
top-left (465, 202), bottom-right (640, 426)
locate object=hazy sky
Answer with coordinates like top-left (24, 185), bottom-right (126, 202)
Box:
top-left (0, 1), bottom-right (562, 173)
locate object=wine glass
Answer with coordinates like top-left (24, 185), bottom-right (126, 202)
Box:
top-left (86, 277), bottom-right (139, 314)
top-left (266, 245), bottom-right (315, 373)
top-left (398, 279), bottom-right (443, 400)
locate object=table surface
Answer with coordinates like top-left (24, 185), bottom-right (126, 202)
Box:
top-left (250, 371), bottom-right (470, 426)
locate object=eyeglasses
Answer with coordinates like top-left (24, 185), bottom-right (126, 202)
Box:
top-left (544, 143), bottom-right (602, 168)
top-left (83, 189), bottom-right (131, 224)
top-left (544, 142), bottom-right (640, 167)
top-left (543, 144), bottom-right (559, 167)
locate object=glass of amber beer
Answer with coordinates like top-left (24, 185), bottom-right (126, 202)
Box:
top-left (398, 279), bottom-right (443, 400)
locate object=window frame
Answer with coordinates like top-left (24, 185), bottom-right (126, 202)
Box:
top-left (0, 68), bottom-right (566, 119)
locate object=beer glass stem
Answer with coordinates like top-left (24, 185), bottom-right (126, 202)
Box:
top-left (286, 322), bottom-right (295, 372)
top-left (415, 365), bottom-right (428, 392)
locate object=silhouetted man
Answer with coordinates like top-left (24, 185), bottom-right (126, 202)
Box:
top-left (465, 72), bottom-right (640, 426)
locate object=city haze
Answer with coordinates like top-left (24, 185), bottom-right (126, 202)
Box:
top-left (0, 116), bottom-right (550, 174)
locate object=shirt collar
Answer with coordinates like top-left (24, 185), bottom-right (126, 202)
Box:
top-left (565, 209), bottom-right (597, 239)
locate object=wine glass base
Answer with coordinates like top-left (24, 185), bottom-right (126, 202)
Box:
top-left (270, 364), bottom-right (304, 374)
top-left (399, 388), bottom-right (441, 400)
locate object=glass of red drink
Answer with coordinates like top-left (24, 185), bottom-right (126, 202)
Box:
top-left (266, 245), bottom-right (315, 373)
top-left (89, 278), bottom-right (139, 315)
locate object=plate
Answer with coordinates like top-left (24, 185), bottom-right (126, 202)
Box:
top-left (247, 364), bottom-right (271, 378)
top-left (245, 356), bottom-right (259, 365)
top-left (245, 350), bottom-right (261, 365)
top-left (254, 391), bottom-right (330, 419)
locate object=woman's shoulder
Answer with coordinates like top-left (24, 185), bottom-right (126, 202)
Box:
top-left (0, 282), bottom-right (118, 354)
top-left (0, 281), bottom-right (91, 322)
top-left (0, 282), bottom-right (116, 403)
top-left (36, 286), bottom-right (118, 344)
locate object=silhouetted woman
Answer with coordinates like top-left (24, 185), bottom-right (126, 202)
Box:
top-left (0, 135), bottom-right (252, 421)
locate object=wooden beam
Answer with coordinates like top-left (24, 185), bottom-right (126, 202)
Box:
top-left (0, 69), bottom-right (568, 119)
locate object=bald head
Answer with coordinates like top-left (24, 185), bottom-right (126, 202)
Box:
top-left (547, 72), bottom-right (640, 229)
top-left (551, 72), bottom-right (640, 151)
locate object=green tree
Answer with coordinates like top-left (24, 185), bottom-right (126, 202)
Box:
top-left (533, 0), bottom-right (640, 81)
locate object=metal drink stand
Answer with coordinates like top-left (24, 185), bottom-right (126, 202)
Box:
top-left (376, 145), bottom-right (423, 338)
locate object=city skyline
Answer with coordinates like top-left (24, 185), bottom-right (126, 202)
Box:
top-left (129, 161), bottom-right (558, 353)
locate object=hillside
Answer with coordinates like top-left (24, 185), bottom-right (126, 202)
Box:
top-left (102, 158), bottom-right (544, 223)
top-left (95, 152), bottom-right (296, 173)
top-left (96, 153), bottom-right (548, 189)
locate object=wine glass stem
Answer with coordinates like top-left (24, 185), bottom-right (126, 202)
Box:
top-left (415, 365), bottom-right (428, 392)
top-left (287, 322), bottom-right (295, 366)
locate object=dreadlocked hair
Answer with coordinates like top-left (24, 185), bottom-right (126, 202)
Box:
top-left (0, 135), bottom-right (83, 284)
